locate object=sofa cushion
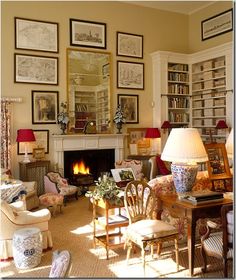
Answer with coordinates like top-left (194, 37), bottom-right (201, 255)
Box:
top-left (156, 156), bottom-right (171, 175)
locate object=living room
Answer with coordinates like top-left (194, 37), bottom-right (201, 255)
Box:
top-left (1, 0), bottom-right (234, 278)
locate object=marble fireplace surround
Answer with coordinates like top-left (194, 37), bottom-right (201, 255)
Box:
top-left (52, 134), bottom-right (126, 175)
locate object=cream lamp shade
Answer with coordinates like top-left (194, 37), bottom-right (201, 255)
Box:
top-left (161, 128), bottom-right (208, 195)
top-left (226, 128), bottom-right (233, 159)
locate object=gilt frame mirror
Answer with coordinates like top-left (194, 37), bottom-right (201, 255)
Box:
top-left (67, 48), bottom-right (112, 134)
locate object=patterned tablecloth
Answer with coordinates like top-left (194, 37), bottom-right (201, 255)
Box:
top-left (0, 180), bottom-right (26, 203)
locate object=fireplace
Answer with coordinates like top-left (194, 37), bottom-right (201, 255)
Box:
top-left (64, 149), bottom-right (115, 188)
top-left (52, 134), bottom-right (126, 181)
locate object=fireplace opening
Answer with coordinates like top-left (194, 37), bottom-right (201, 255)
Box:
top-left (64, 149), bottom-right (115, 191)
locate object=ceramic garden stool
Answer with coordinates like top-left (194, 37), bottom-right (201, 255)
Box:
top-left (12, 227), bottom-right (42, 269)
top-left (39, 193), bottom-right (63, 216)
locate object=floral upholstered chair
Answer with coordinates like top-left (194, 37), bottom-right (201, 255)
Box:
top-left (148, 171), bottom-right (223, 243)
top-left (44, 172), bottom-right (80, 205)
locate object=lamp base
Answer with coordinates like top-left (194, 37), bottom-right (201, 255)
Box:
top-left (22, 154), bottom-right (31, 163)
top-left (171, 163), bottom-right (198, 196)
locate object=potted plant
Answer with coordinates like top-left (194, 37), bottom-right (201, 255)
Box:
top-left (113, 105), bottom-right (126, 134)
top-left (85, 176), bottom-right (124, 206)
top-left (57, 102), bottom-right (69, 134)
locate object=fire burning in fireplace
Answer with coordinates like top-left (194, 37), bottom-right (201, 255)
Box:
top-left (73, 160), bottom-right (90, 175)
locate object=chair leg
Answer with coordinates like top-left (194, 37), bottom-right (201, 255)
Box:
top-left (151, 245), bottom-right (154, 259)
top-left (223, 258), bottom-right (228, 278)
top-left (157, 242), bottom-right (162, 256)
top-left (141, 246), bottom-right (146, 275)
top-left (200, 245), bottom-right (207, 273)
top-left (126, 243), bottom-right (132, 265)
top-left (174, 238), bottom-right (179, 271)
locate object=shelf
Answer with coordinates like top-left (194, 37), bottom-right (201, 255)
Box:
top-left (192, 76), bottom-right (226, 84)
top-left (192, 65), bottom-right (225, 75)
top-left (168, 108), bottom-right (189, 110)
top-left (192, 95), bottom-right (226, 101)
top-left (162, 94), bottom-right (190, 97)
top-left (192, 116), bottom-right (226, 119)
top-left (192, 105), bottom-right (226, 110)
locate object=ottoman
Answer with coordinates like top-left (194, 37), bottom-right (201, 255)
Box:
top-left (39, 193), bottom-right (63, 216)
top-left (13, 227), bottom-right (42, 269)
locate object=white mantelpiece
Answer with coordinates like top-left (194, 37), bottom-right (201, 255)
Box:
top-left (52, 134), bottom-right (126, 175)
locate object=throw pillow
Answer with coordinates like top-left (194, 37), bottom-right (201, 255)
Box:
top-left (156, 156), bottom-right (171, 175)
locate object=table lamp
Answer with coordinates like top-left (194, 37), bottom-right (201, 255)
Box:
top-left (145, 128), bottom-right (161, 155)
top-left (226, 128), bottom-right (233, 159)
top-left (161, 121), bottom-right (171, 134)
top-left (16, 129), bottom-right (36, 163)
top-left (161, 128), bottom-right (208, 197)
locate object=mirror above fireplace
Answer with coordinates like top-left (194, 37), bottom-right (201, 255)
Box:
top-left (67, 48), bottom-right (112, 134)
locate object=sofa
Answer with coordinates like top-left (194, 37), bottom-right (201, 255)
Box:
top-left (148, 170), bottom-right (231, 243)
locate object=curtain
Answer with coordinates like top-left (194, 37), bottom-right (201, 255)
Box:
top-left (1, 100), bottom-right (11, 170)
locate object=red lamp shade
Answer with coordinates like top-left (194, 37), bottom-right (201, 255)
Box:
top-left (215, 120), bottom-right (228, 129)
top-left (161, 121), bottom-right (171, 129)
top-left (145, 128), bottom-right (161, 138)
top-left (16, 129), bottom-right (36, 142)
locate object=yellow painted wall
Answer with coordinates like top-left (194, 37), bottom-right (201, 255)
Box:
top-left (1, 1), bottom-right (233, 177)
top-left (188, 1), bottom-right (233, 53)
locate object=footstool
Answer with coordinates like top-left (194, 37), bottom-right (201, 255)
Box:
top-left (39, 193), bottom-right (63, 216)
top-left (13, 227), bottom-right (42, 269)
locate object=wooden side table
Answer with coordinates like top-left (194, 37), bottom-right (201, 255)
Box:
top-left (19, 160), bottom-right (50, 196)
top-left (92, 198), bottom-right (129, 259)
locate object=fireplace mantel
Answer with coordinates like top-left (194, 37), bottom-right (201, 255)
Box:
top-left (52, 133), bottom-right (127, 175)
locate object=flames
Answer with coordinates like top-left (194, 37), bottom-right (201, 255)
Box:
top-left (73, 161), bottom-right (90, 175)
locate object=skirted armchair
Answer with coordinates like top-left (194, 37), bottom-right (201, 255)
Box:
top-left (0, 199), bottom-right (52, 261)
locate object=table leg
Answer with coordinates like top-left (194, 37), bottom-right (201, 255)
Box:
top-left (187, 213), bottom-right (196, 276)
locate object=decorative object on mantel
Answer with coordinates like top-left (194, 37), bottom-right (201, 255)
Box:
top-left (16, 129), bottom-right (36, 163)
top-left (85, 176), bottom-right (124, 206)
top-left (83, 121), bottom-right (96, 134)
top-left (113, 104), bottom-right (126, 134)
top-left (57, 102), bottom-right (69, 134)
top-left (161, 128), bottom-right (208, 198)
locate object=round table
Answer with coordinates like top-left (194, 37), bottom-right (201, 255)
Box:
top-left (13, 227), bottom-right (42, 269)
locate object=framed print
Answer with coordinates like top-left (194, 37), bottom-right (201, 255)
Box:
top-left (15, 17), bottom-right (58, 52)
top-left (70, 18), bottom-right (106, 49)
top-left (32, 91), bottom-right (59, 124)
top-left (118, 94), bottom-right (139, 124)
top-left (204, 143), bottom-right (232, 179)
top-left (15, 54), bottom-right (58, 85)
top-left (17, 129), bottom-right (49, 155)
top-left (201, 9), bottom-right (233, 41)
top-left (117, 32), bottom-right (143, 58)
top-left (33, 148), bottom-right (45, 160)
top-left (117, 61), bottom-right (144, 90)
top-left (127, 127), bottom-right (150, 154)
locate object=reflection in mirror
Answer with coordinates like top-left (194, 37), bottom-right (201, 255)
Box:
top-left (67, 48), bottom-right (111, 134)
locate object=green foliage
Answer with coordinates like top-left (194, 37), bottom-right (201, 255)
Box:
top-left (85, 177), bottom-right (124, 206)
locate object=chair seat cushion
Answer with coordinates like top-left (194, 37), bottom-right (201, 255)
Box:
top-left (59, 185), bottom-right (78, 196)
top-left (39, 193), bottom-right (64, 207)
top-left (126, 219), bottom-right (178, 245)
top-left (202, 231), bottom-right (233, 259)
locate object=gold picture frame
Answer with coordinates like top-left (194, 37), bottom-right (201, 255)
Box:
top-left (127, 127), bottom-right (150, 155)
top-left (33, 147), bottom-right (45, 160)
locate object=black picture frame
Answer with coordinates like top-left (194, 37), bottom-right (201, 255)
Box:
top-left (17, 129), bottom-right (49, 155)
top-left (117, 61), bottom-right (144, 90)
top-left (117, 31), bottom-right (143, 58)
top-left (32, 90), bottom-right (59, 124)
top-left (201, 9), bottom-right (233, 41)
top-left (15, 17), bottom-right (59, 53)
top-left (117, 94), bottom-right (139, 124)
top-left (14, 54), bottom-right (58, 85)
top-left (70, 18), bottom-right (106, 49)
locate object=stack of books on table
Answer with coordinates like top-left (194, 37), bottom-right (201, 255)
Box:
top-left (180, 191), bottom-right (224, 205)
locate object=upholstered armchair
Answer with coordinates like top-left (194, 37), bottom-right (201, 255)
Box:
top-left (0, 199), bottom-right (52, 261)
top-left (44, 172), bottom-right (79, 205)
top-left (115, 159), bottom-right (144, 180)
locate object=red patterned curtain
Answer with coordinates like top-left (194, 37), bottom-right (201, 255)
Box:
top-left (1, 101), bottom-right (11, 169)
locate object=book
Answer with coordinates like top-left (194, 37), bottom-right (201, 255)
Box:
top-left (180, 197), bottom-right (224, 205)
top-left (180, 191), bottom-right (224, 205)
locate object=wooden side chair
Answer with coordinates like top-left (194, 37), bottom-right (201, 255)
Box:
top-left (124, 180), bottom-right (179, 274)
top-left (201, 204), bottom-right (233, 277)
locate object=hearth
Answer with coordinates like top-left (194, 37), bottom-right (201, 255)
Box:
top-left (64, 149), bottom-right (115, 191)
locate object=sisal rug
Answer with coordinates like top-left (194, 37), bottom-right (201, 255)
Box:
top-left (0, 196), bottom-right (233, 278)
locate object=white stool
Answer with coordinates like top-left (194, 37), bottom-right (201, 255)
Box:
top-left (13, 227), bottom-right (42, 269)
